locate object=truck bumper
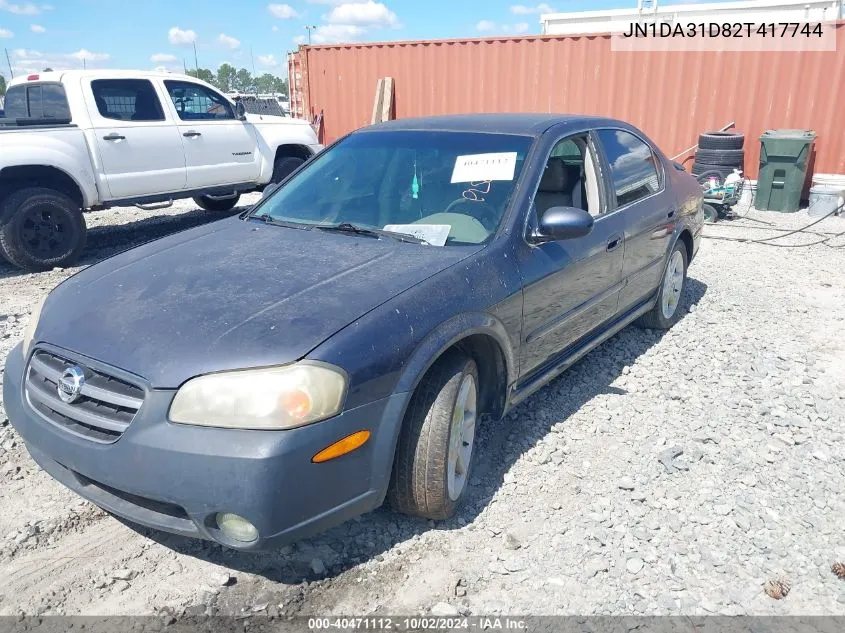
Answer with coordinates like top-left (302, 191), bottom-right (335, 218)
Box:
top-left (4, 344), bottom-right (406, 551)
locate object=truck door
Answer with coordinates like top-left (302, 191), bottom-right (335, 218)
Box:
top-left (162, 80), bottom-right (261, 189)
top-left (86, 78), bottom-right (187, 199)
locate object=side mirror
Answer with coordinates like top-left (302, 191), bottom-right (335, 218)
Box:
top-left (235, 100), bottom-right (246, 121)
top-left (533, 206), bottom-right (594, 243)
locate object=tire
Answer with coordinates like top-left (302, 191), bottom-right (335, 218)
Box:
top-left (193, 194), bottom-right (240, 212)
top-left (271, 156), bottom-right (305, 184)
top-left (637, 241), bottom-right (688, 330)
top-left (0, 187), bottom-right (86, 272)
top-left (698, 131), bottom-right (745, 150)
top-left (388, 350), bottom-right (480, 520)
top-left (694, 148), bottom-right (744, 167)
top-left (703, 203), bottom-right (720, 223)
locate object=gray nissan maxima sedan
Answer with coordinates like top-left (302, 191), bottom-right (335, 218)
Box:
top-left (4, 114), bottom-right (703, 550)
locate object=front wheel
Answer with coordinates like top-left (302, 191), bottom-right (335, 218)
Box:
top-left (0, 187), bottom-right (87, 272)
top-left (388, 350), bottom-right (479, 520)
top-left (637, 242), bottom-right (688, 330)
top-left (193, 194), bottom-right (240, 212)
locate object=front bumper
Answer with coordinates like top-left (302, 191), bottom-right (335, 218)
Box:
top-left (4, 344), bottom-right (406, 550)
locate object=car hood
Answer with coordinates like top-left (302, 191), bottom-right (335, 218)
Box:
top-left (37, 217), bottom-right (480, 388)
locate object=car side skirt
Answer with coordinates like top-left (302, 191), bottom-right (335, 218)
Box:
top-left (507, 293), bottom-right (657, 410)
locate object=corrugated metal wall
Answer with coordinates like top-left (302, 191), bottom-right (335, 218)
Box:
top-left (291, 23), bottom-right (845, 178)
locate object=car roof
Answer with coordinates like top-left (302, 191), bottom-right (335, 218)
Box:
top-left (8, 69), bottom-right (208, 87)
top-left (362, 113), bottom-right (625, 136)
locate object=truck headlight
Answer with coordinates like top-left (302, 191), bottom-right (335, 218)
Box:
top-left (21, 294), bottom-right (48, 358)
top-left (169, 363), bottom-right (347, 430)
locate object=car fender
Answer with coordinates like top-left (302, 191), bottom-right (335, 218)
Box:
top-left (393, 310), bottom-right (518, 398)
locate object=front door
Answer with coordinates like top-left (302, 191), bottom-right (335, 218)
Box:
top-left (516, 132), bottom-right (626, 381)
top-left (162, 80), bottom-right (260, 189)
top-left (87, 78), bottom-right (187, 199)
top-left (594, 128), bottom-right (675, 312)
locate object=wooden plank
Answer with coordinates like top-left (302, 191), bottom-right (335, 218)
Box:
top-left (379, 77), bottom-right (394, 122)
top-left (370, 78), bottom-right (385, 124)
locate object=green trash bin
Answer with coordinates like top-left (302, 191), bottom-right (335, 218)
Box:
top-left (756, 129), bottom-right (816, 212)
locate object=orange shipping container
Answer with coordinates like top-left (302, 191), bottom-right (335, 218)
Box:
top-left (289, 23), bottom-right (845, 179)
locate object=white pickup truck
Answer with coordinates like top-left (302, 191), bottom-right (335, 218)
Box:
top-left (0, 69), bottom-right (322, 271)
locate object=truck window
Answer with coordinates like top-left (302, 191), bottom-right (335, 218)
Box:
top-left (164, 81), bottom-right (234, 121)
top-left (91, 79), bottom-right (165, 122)
top-left (3, 83), bottom-right (70, 120)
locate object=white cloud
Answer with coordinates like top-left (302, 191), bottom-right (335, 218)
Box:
top-left (307, 0), bottom-right (345, 4)
top-left (325, 1), bottom-right (399, 28)
top-left (68, 49), bottom-right (109, 62)
top-left (475, 20), bottom-right (533, 35)
top-left (151, 52), bottom-right (177, 63)
top-left (267, 3), bottom-right (298, 19)
top-left (30, 23), bottom-right (45, 33)
top-left (272, 25), bottom-right (279, 32)
top-left (217, 33), bottom-right (240, 49)
top-left (514, 22), bottom-right (530, 33)
top-left (475, 20), bottom-right (495, 32)
top-left (168, 26), bottom-right (196, 45)
top-left (314, 23), bottom-right (366, 42)
top-left (510, 3), bottom-right (554, 14)
top-left (0, 27), bottom-right (12, 38)
top-left (0, 1), bottom-right (47, 15)
top-left (256, 54), bottom-right (278, 67)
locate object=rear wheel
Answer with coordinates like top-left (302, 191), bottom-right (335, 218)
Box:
top-left (637, 242), bottom-right (688, 330)
top-left (0, 187), bottom-right (86, 271)
top-left (193, 194), bottom-right (241, 212)
top-left (271, 156), bottom-right (305, 184)
top-left (703, 203), bottom-right (720, 223)
top-left (388, 350), bottom-right (479, 520)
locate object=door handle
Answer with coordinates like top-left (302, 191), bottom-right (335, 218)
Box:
top-left (102, 133), bottom-right (125, 141)
top-left (606, 235), bottom-right (622, 252)
top-left (667, 208), bottom-right (676, 219)
top-left (183, 131), bottom-right (202, 138)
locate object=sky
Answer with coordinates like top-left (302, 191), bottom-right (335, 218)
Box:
top-left (0, 0), bottom-right (726, 78)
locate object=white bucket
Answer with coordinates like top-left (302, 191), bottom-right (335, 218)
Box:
top-left (808, 185), bottom-right (844, 217)
top-left (812, 173), bottom-right (845, 188)
top-left (739, 180), bottom-right (757, 206)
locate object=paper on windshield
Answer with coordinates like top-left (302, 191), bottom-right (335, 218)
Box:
top-left (451, 152), bottom-right (517, 183)
top-left (383, 224), bottom-right (451, 246)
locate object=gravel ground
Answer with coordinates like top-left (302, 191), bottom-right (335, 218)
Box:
top-left (0, 197), bottom-right (843, 617)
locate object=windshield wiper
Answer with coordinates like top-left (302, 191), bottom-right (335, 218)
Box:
top-left (315, 222), bottom-right (428, 244)
top-left (252, 214), bottom-right (311, 230)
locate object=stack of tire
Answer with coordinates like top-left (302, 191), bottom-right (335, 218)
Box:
top-left (692, 131), bottom-right (745, 180)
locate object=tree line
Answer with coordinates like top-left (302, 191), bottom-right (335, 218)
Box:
top-left (186, 64), bottom-right (288, 96)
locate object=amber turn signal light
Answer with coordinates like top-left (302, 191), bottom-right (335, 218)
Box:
top-left (312, 430), bottom-right (371, 463)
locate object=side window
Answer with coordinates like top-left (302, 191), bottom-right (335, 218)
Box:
top-left (596, 129), bottom-right (661, 208)
top-left (536, 135), bottom-right (602, 218)
top-left (164, 81), bottom-right (234, 121)
top-left (91, 79), bottom-right (165, 122)
top-left (40, 85), bottom-right (72, 119)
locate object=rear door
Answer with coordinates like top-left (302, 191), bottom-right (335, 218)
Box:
top-left (162, 80), bottom-right (260, 189)
top-left (594, 128), bottom-right (674, 312)
top-left (86, 78), bottom-right (187, 199)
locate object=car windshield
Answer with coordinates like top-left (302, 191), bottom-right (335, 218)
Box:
top-left (252, 130), bottom-right (534, 246)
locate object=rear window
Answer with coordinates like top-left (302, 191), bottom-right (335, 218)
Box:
top-left (90, 79), bottom-right (165, 122)
top-left (3, 83), bottom-right (71, 120)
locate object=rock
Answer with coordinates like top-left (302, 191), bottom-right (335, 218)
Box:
top-left (210, 572), bottom-right (234, 587)
top-left (503, 533), bottom-right (521, 550)
top-left (585, 557), bottom-right (608, 578)
top-left (111, 569), bottom-right (136, 581)
top-left (113, 580), bottom-right (130, 593)
top-left (430, 603), bottom-right (460, 617)
top-left (618, 477), bottom-right (635, 491)
top-left (626, 557), bottom-right (645, 575)
top-left (310, 558), bottom-right (327, 576)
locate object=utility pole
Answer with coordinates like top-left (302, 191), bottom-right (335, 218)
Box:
top-left (304, 25), bottom-right (317, 45)
top-left (250, 45), bottom-right (256, 75)
top-left (192, 40), bottom-right (199, 72)
top-left (183, 59), bottom-right (187, 74)
top-left (4, 47), bottom-right (13, 78)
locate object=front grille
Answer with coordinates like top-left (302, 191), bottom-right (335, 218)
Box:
top-left (25, 350), bottom-right (145, 443)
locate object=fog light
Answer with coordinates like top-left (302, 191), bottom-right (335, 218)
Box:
top-left (216, 513), bottom-right (259, 543)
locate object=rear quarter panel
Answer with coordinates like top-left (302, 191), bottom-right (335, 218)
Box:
top-left (667, 162), bottom-right (704, 260)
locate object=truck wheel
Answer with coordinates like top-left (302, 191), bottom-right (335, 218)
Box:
top-left (388, 350), bottom-right (479, 520)
top-left (637, 242), bottom-right (688, 330)
top-left (271, 156), bottom-right (305, 184)
top-left (0, 187), bottom-right (86, 272)
top-left (193, 194), bottom-right (241, 212)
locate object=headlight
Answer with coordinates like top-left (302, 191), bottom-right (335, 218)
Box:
top-left (169, 363), bottom-right (347, 430)
top-left (21, 294), bottom-right (48, 358)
